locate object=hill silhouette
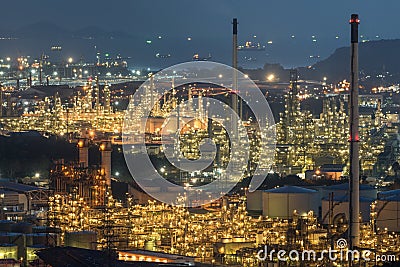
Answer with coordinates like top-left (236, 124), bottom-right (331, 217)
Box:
top-left (299, 39), bottom-right (400, 86)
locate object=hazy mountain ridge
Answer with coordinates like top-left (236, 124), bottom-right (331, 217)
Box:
top-left (1, 21), bottom-right (400, 84)
top-left (0, 21), bottom-right (132, 39)
top-left (299, 39), bottom-right (400, 85)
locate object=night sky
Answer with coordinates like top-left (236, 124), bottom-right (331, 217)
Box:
top-left (1, 0), bottom-right (399, 68)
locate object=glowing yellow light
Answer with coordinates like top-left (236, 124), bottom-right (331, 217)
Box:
top-left (267, 74), bottom-right (275, 81)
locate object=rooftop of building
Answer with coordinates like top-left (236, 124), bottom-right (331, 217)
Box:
top-left (0, 181), bottom-right (47, 193)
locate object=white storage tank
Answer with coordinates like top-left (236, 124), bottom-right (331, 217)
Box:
top-left (262, 186), bottom-right (318, 219)
top-left (321, 195), bottom-right (374, 224)
top-left (322, 183), bottom-right (377, 199)
top-left (246, 190), bottom-right (263, 213)
top-left (64, 231), bottom-right (97, 250)
top-left (26, 233), bottom-right (58, 247)
top-left (376, 190), bottom-right (400, 232)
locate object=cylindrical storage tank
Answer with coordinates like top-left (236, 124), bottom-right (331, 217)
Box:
top-left (321, 196), bottom-right (374, 224)
top-left (64, 231), bottom-right (97, 250)
top-left (0, 233), bottom-right (25, 259)
top-left (262, 186), bottom-right (318, 219)
top-left (322, 183), bottom-right (377, 199)
top-left (26, 245), bottom-right (47, 262)
top-left (33, 226), bottom-right (62, 234)
top-left (246, 190), bottom-right (263, 213)
top-left (376, 192), bottom-right (400, 232)
top-left (26, 233), bottom-right (58, 247)
top-left (0, 220), bottom-right (15, 232)
top-left (32, 227), bottom-right (61, 246)
top-left (12, 222), bottom-right (33, 234)
top-left (0, 244), bottom-right (18, 260)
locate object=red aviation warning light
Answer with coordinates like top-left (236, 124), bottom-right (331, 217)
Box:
top-left (349, 17), bottom-right (360, 24)
top-left (349, 133), bottom-right (360, 142)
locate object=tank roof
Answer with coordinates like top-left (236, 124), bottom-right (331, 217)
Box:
top-left (264, 185), bottom-right (317, 194)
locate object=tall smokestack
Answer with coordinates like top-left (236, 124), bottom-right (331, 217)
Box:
top-left (100, 141), bottom-right (112, 187)
top-left (78, 139), bottom-right (89, 168)
top-left (232, 18), bottom-right (239, 117)
top-left (349, 13), bottom-right (360, 249)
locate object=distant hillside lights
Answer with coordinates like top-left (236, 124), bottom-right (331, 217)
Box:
top-left (372, 85), bottom-right (400, 93)
top-left (334, 80), bottom-right (351, 93)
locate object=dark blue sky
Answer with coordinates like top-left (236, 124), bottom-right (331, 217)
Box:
top-left (1, 0), bottom-right (399, 68)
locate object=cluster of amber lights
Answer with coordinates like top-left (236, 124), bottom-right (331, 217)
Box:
top-left (0, 81), bottom-right (121, 135)
top-left (276, 91), bottom-right (387, 175)
top-left (47, 193), bottom-right (400, 266)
